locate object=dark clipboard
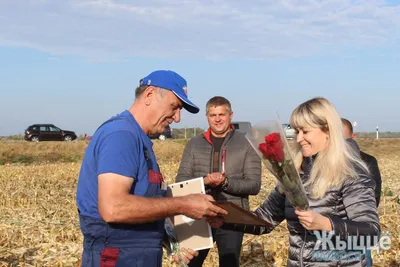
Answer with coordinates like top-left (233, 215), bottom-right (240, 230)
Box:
top-left (213, 201), bottom-right (273, 228)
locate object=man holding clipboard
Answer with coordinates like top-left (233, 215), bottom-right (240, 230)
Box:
top-left (76, 71), bottom-right (228, 267)
top-left (176, 96), bottom-right (262, 267)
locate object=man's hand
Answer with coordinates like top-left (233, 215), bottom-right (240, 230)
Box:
top-left (295, 209), bottom-right (332, 231)
top-left (204, 172), bottom-right (226, 187)
top-left (181, 194), bottom-right (227, 219)
top-left (172, 248), bottom-right (199, 265)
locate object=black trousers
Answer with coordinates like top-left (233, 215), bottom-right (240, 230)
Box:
top-left (188, 228), bottom-right (244, 267)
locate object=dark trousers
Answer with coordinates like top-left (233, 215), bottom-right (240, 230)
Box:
top-left (188, 228), bottom-right (244, 267)
top-left (365, 248), bottom-right (373, 267)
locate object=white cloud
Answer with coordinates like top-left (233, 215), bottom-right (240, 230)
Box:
top-left (0, 0), bottom-right (399, 60)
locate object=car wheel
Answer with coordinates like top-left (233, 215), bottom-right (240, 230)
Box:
top-left (31, 136), bottom-right (39, 142)
top-left (159, 135), bottom-right (166, 141)
top-left (64, 135), bottom-right (72, 141)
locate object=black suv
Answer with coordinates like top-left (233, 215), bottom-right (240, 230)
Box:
top-left (149, 125), bottom-right (173, 140)
top-left (24, 124), bottom-right (77, 142)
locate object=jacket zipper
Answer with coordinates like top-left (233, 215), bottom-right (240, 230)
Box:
top-left (210, 145), bottom-right (214, 174)
top-left (221, 148), bottom-right (226, 173)
top-left (220, 133), bottom-right (231, 173)
top-left (208, 145), bottom-right (218, 200)
top-left (206, 132), bottom-right (231, 199)
top-left (300, 231), bottom-right (307, 267)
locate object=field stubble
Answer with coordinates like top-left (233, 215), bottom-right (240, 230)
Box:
top-left (0, 139), bottom-right (399, 266)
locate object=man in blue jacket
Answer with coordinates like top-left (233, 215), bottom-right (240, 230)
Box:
top-left (76, 70), bottom-right (227, 267)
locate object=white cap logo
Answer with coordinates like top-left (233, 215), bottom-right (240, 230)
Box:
top-left (183, 86), bottom-right (188, 96)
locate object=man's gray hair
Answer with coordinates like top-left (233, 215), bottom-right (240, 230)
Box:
top-left (135, 85), bottom-right (164, 100)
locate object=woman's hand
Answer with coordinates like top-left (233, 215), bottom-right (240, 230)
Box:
top-left (295, 209), bottom-right (332, 231)
top-left (172, 248), bottom-right (199, 265)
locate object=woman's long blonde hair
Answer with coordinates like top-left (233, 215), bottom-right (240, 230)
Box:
top-left (290, 97), bottom-right (369, 199)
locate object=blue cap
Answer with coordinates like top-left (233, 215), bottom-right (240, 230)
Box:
top-left (140, 70), bottom-right (200, 114)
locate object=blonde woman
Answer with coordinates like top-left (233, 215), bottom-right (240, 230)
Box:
top-left (210, 97), bottom-right (380, 267)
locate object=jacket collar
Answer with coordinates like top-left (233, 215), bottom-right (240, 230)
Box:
top-left (301, 154), bottom-right (318, 176)
top-left (202, 125), bottom-right (235, 145)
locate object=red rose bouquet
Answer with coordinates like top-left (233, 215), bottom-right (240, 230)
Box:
top-left (246, 120), bottom-right (309, 210)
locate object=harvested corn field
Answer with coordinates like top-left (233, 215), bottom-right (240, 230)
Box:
top-left (0, 139), bottom-right (399, 266)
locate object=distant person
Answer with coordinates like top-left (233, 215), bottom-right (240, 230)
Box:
top-left (84, 134), bottom-right (93, 144)
top-left (75, 70), bottom-right (227, 267)
top-left (341, 118), bottom-right (382, 207)
top-left (176, 96), bottom-right (262, 267)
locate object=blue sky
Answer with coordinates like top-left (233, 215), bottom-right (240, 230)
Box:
top-left (0, 0), bottom-right (399, 136)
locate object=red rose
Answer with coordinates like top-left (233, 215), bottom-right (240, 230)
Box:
top-left (258, 132), bottom-right (285, 162)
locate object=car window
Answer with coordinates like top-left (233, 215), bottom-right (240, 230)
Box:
top-left (231, 122), bottom-right (252, 135)
top-left (39, 126), bottom-right (49, 131)
top-left (49, 126), bottom-right (61, 132)
top-left (32, 126), bottom-right (39, 131)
